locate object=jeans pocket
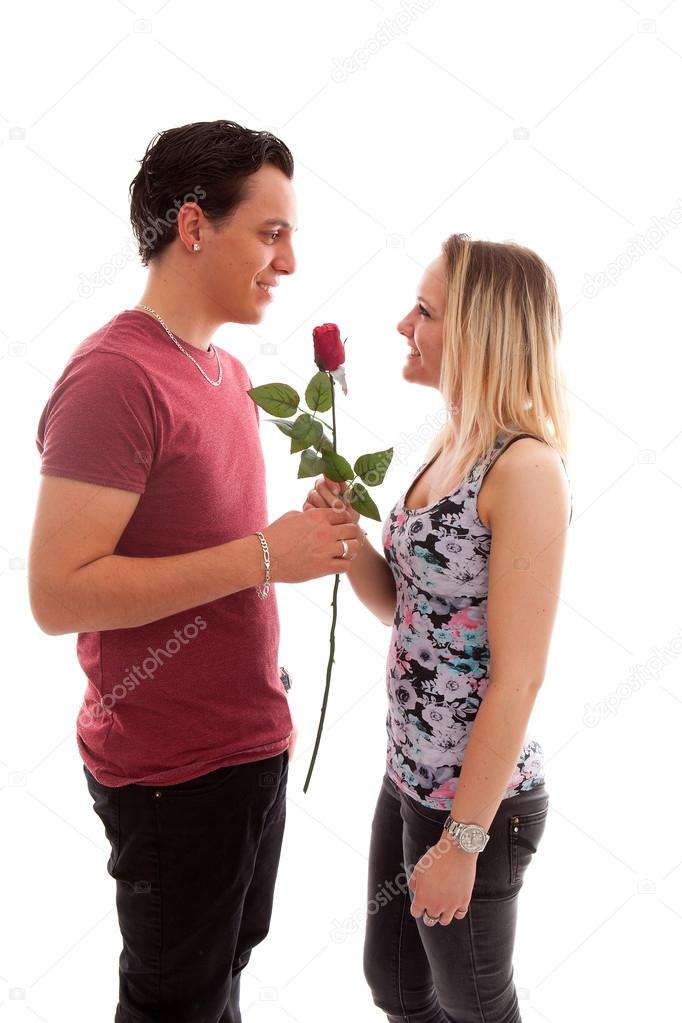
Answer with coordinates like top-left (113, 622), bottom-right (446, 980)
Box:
top-left (508, 800), bottom-right (549, 885)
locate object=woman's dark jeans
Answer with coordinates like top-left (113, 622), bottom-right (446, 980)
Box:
top-left (363, 772), bottom-right (549, 1023)
top-left (84, 750), bottom-right (288, 1023)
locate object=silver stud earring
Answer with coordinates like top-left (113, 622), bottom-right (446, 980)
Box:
top-left (192, 242), bottom-right (201, 252)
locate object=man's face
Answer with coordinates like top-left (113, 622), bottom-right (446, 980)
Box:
top-left (200, 163), bottom-right (298, 324)
top-left (397, 254), bottom-right (447, 389)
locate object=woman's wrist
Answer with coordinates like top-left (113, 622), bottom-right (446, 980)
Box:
top-left (346, 527), bottom-right (370, 573)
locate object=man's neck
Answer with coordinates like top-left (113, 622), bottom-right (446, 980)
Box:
top-left (135, 265), bottom-right (220, 353)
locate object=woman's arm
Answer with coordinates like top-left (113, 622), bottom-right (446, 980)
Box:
top-left (303, 478), bottom-right (396, 626)
top-left (448, 439), bottom-right (571, 832)
top-left (344, 532), bottom-right (396, 626)
top-left (407, 438), bottom-right (570, 923)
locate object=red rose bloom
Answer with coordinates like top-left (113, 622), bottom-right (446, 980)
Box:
top-left (313, 323), bottom-right (345, 372)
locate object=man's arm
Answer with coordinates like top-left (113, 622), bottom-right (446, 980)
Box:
top-left (28, 475), bottom-right (265, 635)
top-left (29, 474), bottom-right (361, 636)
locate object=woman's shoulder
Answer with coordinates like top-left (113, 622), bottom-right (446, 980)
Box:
top-left (498, 434), bottom-right (565, 475)
top-left (478, 435), bottom-right (570, 529)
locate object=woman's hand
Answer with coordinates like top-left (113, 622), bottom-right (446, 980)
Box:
top-left (303, 476), bottom-right (361, 527)
top-left (304, 479), bottom-right (366, 559)
top-left (408, 837), bottom-right (478, 926)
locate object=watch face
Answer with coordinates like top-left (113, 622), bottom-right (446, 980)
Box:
top-left (460, 824), bottom-right (486, 852)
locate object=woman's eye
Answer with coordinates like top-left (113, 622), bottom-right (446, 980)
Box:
top-left (418, 304), bottom-right (430, 318)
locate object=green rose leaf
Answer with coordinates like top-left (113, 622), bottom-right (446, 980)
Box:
top-left (305, 371), bottom-right (333, 414)
top-left (354, 447), bottom-right (394, 487)
top-left (247, 383), bottom-right (300, 418)
top-left (298, 449), bottom-right (326, 479)
top-left (348, 481), bottom-right (381, 521)
top-left (321, 450), bottom-right (355, 483)
top-left (291, 414), bottom-right (324, 454)
top-left (315, 432), bottom-right (334, 453)
top-left (267, 418), bottom-right (295, 438)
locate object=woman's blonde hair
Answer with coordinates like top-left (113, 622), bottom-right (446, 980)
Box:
top-left (423, 233), bottom-right (571, 483)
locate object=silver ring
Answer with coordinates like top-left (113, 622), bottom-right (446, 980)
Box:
top-left (422, 911), bottom-right (441, 926)
top-left (339, 539), bottom-right (349, 559)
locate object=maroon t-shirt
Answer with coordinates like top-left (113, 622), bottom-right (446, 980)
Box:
top-left (35, 309), bottom-right (292, 787)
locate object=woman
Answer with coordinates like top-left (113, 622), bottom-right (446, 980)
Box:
top-left (303, 232), bottom-right (572, 1022)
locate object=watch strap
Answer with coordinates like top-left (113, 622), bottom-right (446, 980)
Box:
top-left (443, 814), bottom-right (490, 851)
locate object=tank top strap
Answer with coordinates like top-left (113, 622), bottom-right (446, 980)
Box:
top-left (474, 430), bottom-right (573, 526)
top-left (470, 431), bottom-right (537, 490)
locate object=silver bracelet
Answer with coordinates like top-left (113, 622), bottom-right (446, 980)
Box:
top-left (255, 531), bottom-right (271, 600)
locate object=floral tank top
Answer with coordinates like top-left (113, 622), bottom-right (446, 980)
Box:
top-left (381, 431), bottom-right (571, 809)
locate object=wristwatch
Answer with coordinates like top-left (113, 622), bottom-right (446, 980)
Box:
top-left (279, 666), bottom-right (292, 693)
top-left (442, 814), bottom-right (490, 853)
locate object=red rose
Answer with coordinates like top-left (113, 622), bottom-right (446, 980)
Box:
top-left (313, 323), bottom-right (345, 372)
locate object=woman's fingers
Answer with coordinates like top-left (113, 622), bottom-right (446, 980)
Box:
top-left (316, 477), bottom-right (344, 509)
top-left (304, 478), bottom-right (362, 530)
top-left (303, 485), bottom-right (329, 511)
top-left (303, 477), bottom-right (345, 511)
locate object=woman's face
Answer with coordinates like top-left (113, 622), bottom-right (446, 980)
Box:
top-left (397, 253), bottom-right (447, 390)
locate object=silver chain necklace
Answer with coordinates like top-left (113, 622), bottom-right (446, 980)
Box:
top-left (135, 304), bottom-right (223, 387)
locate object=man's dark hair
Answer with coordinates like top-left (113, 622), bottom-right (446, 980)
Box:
top-left (128, 119), bottom-right (294, 266)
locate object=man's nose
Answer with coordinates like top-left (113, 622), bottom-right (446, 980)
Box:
top-left (275, 240), bottom-right (296, 276)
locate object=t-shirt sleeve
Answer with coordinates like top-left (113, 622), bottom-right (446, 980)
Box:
top-left (35, 350), bottom-right (158, 494)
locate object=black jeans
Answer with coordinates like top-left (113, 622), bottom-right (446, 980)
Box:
top-left (84, 750), bottom-right (288, 1023)
top-left (363, 772), bottom-right (549, 1023)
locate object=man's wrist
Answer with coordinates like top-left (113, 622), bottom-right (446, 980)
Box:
top-left (250, 530), bottom-right (277, 589)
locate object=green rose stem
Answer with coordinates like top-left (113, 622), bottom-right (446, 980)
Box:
top-left (297, 407), bottom-right (333, 432)
top-left (303, 371), bottom-right (341, 793)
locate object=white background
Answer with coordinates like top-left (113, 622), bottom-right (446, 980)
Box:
top-left (2, 0), bottom-right (681, 1020)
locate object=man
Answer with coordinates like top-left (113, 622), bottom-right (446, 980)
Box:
top-left (28, 120), bottom-right (363, 1023)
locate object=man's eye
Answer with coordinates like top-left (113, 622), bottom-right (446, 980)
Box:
top-left (267, 231), bottom-right (280, 242)
top-left (418, 304), bottom-right (430, 318)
